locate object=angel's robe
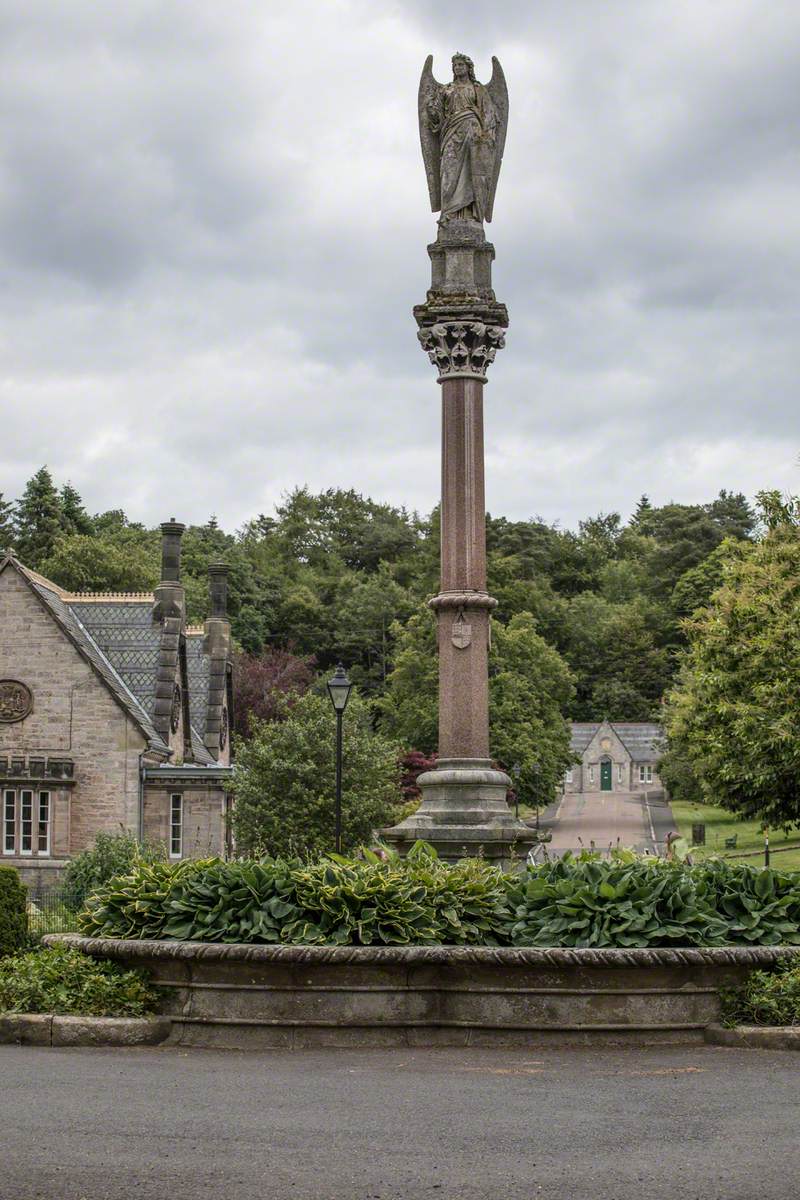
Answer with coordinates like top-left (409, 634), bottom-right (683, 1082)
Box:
top-left (430, 80), bottom-right (497, 222)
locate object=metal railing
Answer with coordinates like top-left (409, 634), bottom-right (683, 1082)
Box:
top-left (26, 887), bottom-right (83, 935)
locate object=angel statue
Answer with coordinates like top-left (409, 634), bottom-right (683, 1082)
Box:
top-left (418, 53), bottom-right (508, 227)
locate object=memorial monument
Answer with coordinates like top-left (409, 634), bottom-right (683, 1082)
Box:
top-left (384, 54), bottom-right (535, 865)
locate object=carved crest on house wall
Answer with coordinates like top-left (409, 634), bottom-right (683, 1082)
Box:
top-left (0, 680), bottom-right (33, 724)
top-left (170, 684), bottom-right (182, 734)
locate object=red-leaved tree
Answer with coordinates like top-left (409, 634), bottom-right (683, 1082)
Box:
top-left (399, 750), bottom-right (438, 804)
top-left (232, 648), bottom-right (316, 740)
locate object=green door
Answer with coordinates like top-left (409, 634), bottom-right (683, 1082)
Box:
top-left (600, 760), bottom-right (612, 791)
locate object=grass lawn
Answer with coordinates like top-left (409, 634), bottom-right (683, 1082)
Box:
top-left (671, 798), bottom-right (800, 871)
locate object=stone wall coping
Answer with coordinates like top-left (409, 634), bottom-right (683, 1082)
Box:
top-left (704, 1024), bottom-right (800, 1051)
top-left (0, 1012), bottom-right (171, 1046)
top-left (49, 935), bottom-right (800, 970)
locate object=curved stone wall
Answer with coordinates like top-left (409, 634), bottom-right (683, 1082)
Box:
top-left (52, 936), bottom-right (800, 1049)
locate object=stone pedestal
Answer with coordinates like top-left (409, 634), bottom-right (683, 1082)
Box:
top-left (384, 223), bottom-right (535, 866)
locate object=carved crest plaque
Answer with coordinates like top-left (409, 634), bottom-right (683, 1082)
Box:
top-left (451, 615), bottom-right (472, 649)
top-left (0, 680), bottom-right (33, 723)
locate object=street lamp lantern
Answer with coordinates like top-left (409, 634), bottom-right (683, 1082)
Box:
top-left (327, 663), bottom-right (353, 713)
top-left (327, 664), bottom-right (353, 853)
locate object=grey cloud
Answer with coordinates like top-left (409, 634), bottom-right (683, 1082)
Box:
top-left (1, 0), bottom-right (798, 531)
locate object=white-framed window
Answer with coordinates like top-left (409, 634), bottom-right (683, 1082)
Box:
top-left (2, 789), bottom-right (50, 857)
top-left (639, 764), bottom-right (646, 783)
top-left (639, 764), bottom-right (654, 784)
top-left (565, 769), bottom-right (573, 785)
top-left (170, 793), bottom-right (183, 859)
top-left (37, 792), bottom-right (50, 855)
top-left (617, 765), bottom-right (623, 783)
top-left (3, 790), bottom-right (15, 854)
top-left (588, 766), bottom-right (595, 784)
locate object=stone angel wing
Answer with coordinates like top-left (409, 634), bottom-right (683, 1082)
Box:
top-left (418, 54), bottom-right (443, 213)
top-left (484, 56), bottom-right (509, 223)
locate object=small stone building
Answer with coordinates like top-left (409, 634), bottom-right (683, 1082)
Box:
top-left (0, 521), bottom-right (233, 886)
top-left (562, 720), bottom-right (664, 795)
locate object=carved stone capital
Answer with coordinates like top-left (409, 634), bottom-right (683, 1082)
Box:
top-left (428, 590), bottom-right (498, 612)
top-left (418, 320), bottom-right (506, 381)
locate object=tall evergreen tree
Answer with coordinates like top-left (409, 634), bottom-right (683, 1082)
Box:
top-left (0, 492), bottom-right (14, 552)
top-left (14, 467), bottom-right (63, 568)
top-left (59, 482), bottom-right (94, 536)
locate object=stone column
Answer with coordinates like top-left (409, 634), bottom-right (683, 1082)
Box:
top-left (384, 223), bottom-right (535, 866)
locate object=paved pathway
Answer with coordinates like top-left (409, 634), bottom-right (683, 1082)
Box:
top-left (2, 1044), bottom-right (798, 1199)
top-left (544, 791), bottom-right (676, 856)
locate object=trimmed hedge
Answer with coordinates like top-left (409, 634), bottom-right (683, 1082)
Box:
top-left (78, 847), bottom-right (800, 950)
top-left (0, 866), bottom-right (28, 958)
top-left (0, 942), bottom-right (158, 1017)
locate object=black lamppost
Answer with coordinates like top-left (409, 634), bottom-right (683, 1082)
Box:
top-left (327, 663), bottom-right (353, 854)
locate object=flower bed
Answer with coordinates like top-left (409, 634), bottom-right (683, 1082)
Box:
top-left (40, 849), bottom-right (799, 1048)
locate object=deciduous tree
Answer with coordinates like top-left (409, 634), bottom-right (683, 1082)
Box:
top-left (231, 691), bottom-right (401, 857)
top-left (662, 497), bottom-right (800, 828)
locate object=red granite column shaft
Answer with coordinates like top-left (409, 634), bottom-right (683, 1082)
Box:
top-left (437, 375), bottom-right (491, 761)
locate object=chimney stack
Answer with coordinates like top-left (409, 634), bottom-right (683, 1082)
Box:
top-left (160, 518), bottom-right (185, 583)
top-left (152, 517), bottom-right (186, 624)
top-left (203, 563), bottom-right (232, 763)
top-left (207, 563), bottom-right (230, 619)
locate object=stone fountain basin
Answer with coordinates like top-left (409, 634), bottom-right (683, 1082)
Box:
top-left (48, 936), bottom-right (799, 1050)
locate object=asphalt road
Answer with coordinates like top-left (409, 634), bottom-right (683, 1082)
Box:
top-left (2, 1044), bottom-right (799, 1199)
top-left (546, 791), bottom-right (675, 856)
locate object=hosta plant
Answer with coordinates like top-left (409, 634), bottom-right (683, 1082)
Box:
top-left (77, 845), bottom-right (800, 950)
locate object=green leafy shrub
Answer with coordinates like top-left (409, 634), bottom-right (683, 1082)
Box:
top-left (62, 830), bottom-right (166, 910)
top-left (80, 848), bottom-right (510, 947)
top-left (78, 847), bottom-right (800, 949)
top-left (505, 855), bottom-right (731, 948)
top-left (0, 942), bottom-right (158, 1016)
top-left (720, 961), bottom-right (800, 1026)
top-left (0, 866), bottom-right (28, 958)
top-left (505, 854), bottom-right (800, 949)
top-left (231, 691), bottom-right (402, 858)
top-left (695, 859), bottom-right (800, 945)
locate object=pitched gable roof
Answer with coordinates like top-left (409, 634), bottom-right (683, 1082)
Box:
top-left (612, 723), bottom-right (664, 762)
top-left (569, 720), bottom-right (664, 762)
top-left (1, 555), bottom-right (168, 755)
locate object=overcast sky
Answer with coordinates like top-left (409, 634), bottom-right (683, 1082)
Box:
top-left (2, 0), bottom-right (798, 532)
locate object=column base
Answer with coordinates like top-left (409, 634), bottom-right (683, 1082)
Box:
top-left (382, 759), bottom-right (537, 868)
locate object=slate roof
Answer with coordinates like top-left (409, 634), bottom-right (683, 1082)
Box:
top-left (186, 632), bottom-right (211, 739)
top-left (68, 599), bottom-right (216, 761)
top-left (69, 600), bottom-right (161, 719)
top-left (570, 721), bottom-right (663, 762)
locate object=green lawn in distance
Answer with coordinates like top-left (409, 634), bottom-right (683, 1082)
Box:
top-left (670, 798), bottom-right (800, 871)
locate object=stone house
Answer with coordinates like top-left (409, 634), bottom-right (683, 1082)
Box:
top-left (0, 520), bottom-right (233, 886)
top-left (562, 720), bottom-right (664, 795)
